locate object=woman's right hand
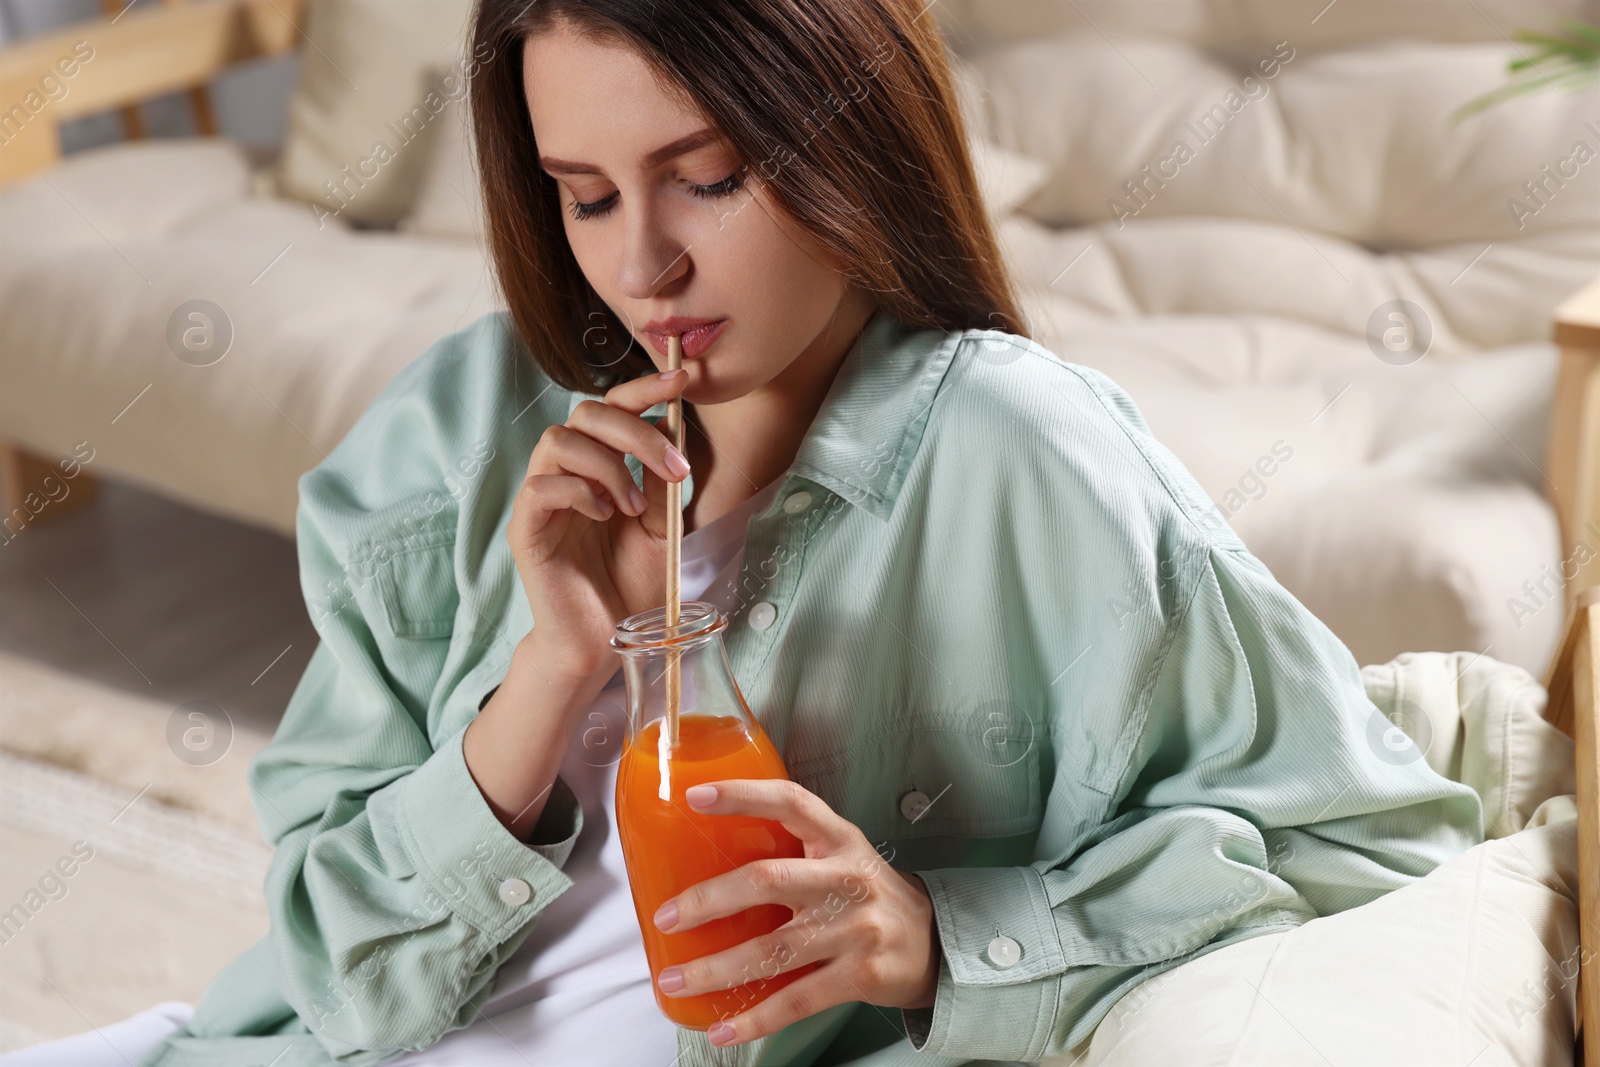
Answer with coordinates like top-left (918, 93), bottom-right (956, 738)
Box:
top-left (507, 368), bottom-right (693, 687)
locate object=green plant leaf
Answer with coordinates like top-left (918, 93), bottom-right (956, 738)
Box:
top-left (1452, 19), bottom-right (1599, 123)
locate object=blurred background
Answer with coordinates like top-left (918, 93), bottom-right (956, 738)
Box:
top-left (1, 0), bottom-right (1597, 1052)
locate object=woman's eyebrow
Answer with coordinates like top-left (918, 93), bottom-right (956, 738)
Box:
top-left (539, 127), bottom-right (723, 176)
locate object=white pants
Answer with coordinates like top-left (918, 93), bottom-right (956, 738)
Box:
top-left (0, 1003), bottom-right (193, 1066)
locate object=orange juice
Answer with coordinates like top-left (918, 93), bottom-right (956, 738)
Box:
top-left (616, 714), bottom-right (820, 1029)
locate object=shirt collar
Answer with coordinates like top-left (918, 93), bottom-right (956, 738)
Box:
top-left (589, 307), bottom-right (961, 523)
top-left (790, 307), bottom-right (962, 522)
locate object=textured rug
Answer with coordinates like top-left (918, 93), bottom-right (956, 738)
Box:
top-left (0, 652), bottom-right (273, 1049)
top-left (0, 650), bottom-right (272, 836)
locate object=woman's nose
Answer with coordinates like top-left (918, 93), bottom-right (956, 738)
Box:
top-left (616, 211), bottom-right (691, 300)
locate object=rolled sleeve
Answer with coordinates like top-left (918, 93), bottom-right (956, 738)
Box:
top-left (900, 928), bottom-right (1061, 1057)
top-left (247, 409), bottom-right (596, 1059)
top-left (395, 723), bottom-right (584, 942)
top-left (899, 866), bottom-right (1067, 1058)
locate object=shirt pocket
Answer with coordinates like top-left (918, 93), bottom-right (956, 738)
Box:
top-left (789, 712), bottom-right (1044, 844)
top-left (349, 492), bottom-right (462, 640)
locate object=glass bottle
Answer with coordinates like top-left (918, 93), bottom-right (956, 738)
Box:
top-left (611, 600), bottom-right (817, 1030)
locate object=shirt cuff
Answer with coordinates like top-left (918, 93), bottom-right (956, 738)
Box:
top-left (902, 865), bottom-right (1068, 1059)
top-left (395, 722), bottom-right (585, 944)
top-left (901, 951), bottom-right (1060, 1058)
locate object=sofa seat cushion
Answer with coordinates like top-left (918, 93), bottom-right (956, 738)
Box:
top-left (0, 139), bottom-right (501, 538)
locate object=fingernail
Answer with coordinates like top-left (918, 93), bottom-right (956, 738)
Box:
top-left (708, 1022), bottom-right (735, 1045)
top-left (664, 446), bottom-right (690, 478)
top-left (628, 486), bottom-right (646, 513)
top-left (661, 368), bottom-right (686, 382)
top-left (685, 784), bottom-right (717, 809)
top-left (656, 966), bottom-right (684, 993)
top-left (653, 900), bottom-right (678, 931)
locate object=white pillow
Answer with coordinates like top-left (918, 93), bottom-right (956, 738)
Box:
top-left (275, 0), bottom-right (475, 226)
top-left (1056, 816), bottom-right (1580, 1066)
top-left (401, 71), bottom-right (1051, 240)
top-left (398, 68), bottom-right (483, 242)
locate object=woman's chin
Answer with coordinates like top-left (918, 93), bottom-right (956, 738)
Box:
top-left (679, 377), bottom-right (735, 407)
top-left (679, 363), bottom-right (754, 407)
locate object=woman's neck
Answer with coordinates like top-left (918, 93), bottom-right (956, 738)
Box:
top-left (681, 292), bottom-right (876, 532)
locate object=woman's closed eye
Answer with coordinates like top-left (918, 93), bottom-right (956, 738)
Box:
top-left (567, 168), bottom-right (746, 222)
top-left (686, 169), bottom-right (744, 201)
top-left (568, 192), bottom-right (618, 222)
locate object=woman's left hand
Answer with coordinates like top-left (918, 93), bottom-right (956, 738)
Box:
top-left (651, 778), bottom-right (942, 1047)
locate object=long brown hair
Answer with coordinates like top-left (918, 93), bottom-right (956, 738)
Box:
top-left (469, 0), bottom-right (1025, 394)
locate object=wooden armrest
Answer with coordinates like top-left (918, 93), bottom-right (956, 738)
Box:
top-left (0, 0), bottom-right (305, 185)
top-left (1544, 584), bottom-right (1598, 1065)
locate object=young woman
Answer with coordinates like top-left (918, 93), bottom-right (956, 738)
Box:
top-left (11, 1), bottom-right (1481, 1065)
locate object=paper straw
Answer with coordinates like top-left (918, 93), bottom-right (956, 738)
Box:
top-left (663, 333), bottom-right (685, 749)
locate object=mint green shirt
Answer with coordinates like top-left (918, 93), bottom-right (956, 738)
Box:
top-left (138, 308), bottom-right (1482, 1067)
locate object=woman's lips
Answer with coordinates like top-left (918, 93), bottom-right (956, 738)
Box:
top-left (644, 319), bottom-right (728, 360)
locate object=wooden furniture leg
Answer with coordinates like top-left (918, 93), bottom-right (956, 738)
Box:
top-left (1545, 584), bottom-right (1599, 1067)
top-left (0, 439), bottom-right (100, 540)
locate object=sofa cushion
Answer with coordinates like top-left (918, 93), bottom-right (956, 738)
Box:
top-left (966, 35), bottom-right (1600, 247)
top-left (935, 0), bottom-right (1588, 62)
top-left (0, 138), bottom-right (254, 247)
top-left (998, 213), bottom-right (1600, 356)
top-left (0, 139), bottom-right (501, 538)
top-left (274, 0), bottom-right (475, 225)
top-left (989, 206), bottom-right (1580, 675)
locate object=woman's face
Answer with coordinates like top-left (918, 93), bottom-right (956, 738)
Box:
top-left (524, 24), bottom-right (866, 405)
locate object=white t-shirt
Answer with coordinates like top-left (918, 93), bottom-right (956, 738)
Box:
top-left (394, 473), bottom-right (785, 1065)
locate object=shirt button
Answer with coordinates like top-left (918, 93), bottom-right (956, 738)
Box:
top-left (987, 935), bottom-right (1022, 968)
top-left (782, 490), bottom-right (813, 514)
top-left (749, 602), bottom-right (777, 631)
top-left (899, 790), bottom-right (931, 822)
top-left (498, 878), bottom-right (532, 906)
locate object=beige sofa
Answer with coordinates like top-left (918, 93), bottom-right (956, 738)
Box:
top-left (0, 0), bottom-right (1596, 684)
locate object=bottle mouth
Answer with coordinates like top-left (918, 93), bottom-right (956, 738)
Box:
top-left (610, 601), bottom-right (727, 652)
